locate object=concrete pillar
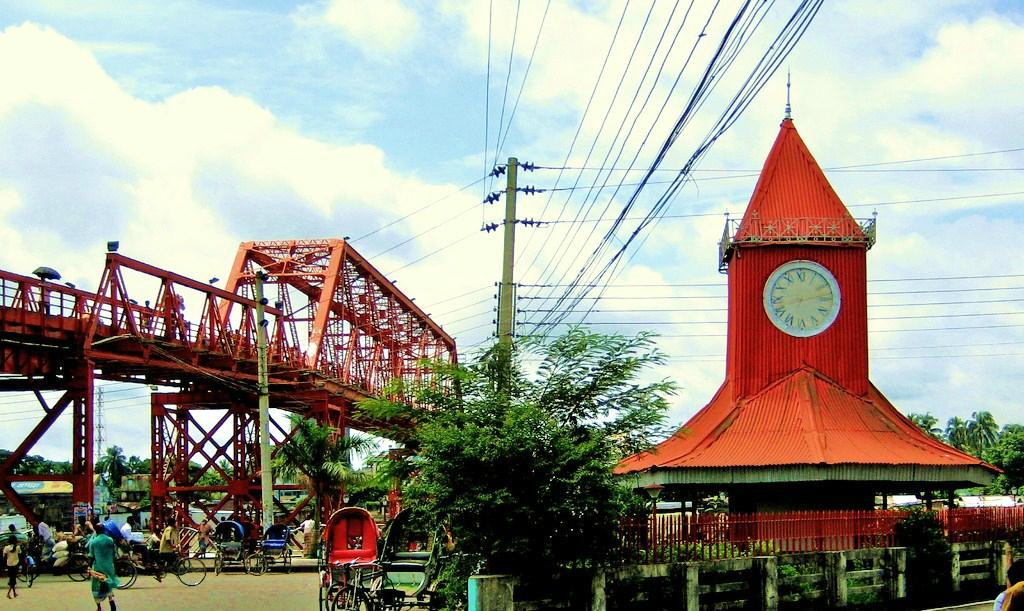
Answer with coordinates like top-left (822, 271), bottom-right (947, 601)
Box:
top-left (824, 551), bottom-right (848, 607)
top-left (468, 575), bottom-right (517, 611)
top-left (590, 569), bottom-right (606, 611)
top-left (994, 541), bottom-right (1011, 590)
top-left (886, 548), bottom-right (908, 601)
top-left (951, 542), bottom-right (962, 592)
top-left (753, 556), bottom-right (778, 611)
top-left (682, 563), bottom-right (700, 611)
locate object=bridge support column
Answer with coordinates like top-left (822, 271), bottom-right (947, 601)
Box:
top-left (150, 392), bottom-right (304, 529)
top-left (69, 360), bottom-right (95, 506)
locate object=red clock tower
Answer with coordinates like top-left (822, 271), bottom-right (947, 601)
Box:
top-left (618, 118), bottom-right (997, 511)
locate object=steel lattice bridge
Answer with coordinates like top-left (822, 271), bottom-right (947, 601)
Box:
top-left (0, 239), bottom-right (456, 527)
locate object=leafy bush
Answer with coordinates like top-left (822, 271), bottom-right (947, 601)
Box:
top-left (894, 508), bottom-right (952, 604)
top-left (359, 331), bottom-right (675, 610)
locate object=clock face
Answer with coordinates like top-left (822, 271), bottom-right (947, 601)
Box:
top-left (763, 260), bottom-right (841, 337)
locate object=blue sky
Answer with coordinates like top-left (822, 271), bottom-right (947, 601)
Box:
top-left (0, 0), bottom-right (1022, 460)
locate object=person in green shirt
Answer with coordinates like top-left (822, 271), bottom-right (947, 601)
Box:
top-left (86, 527), bottom-right (119, 611)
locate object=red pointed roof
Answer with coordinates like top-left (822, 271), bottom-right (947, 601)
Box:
top-left (733, 119), bottom-right (867, 244)
top-left (617, 368), bottom-right (993, 474)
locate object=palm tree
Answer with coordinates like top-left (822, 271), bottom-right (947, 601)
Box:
top-left (967, 410), bottom-right (1000, 454)
top-left (908, 412), bottom-right (944, 440)
top-left (945, 417), bottom-right (971, 452)
top-left (274, 415), bottom-right (375, 556)
top-left (96, 445), bottom-right (129, 495)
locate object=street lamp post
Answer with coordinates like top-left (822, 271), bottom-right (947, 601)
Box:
top-left (643, 484), bottom-right (664, 562)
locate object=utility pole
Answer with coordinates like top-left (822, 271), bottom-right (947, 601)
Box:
top-left (95, 386), bottom-right (105, 508)
top-left (254, 272), bottom-right (274, 531)
top-left (497, 156), bottom-right (518, 347)
top-left (95, 386), bottom-right (105, 458)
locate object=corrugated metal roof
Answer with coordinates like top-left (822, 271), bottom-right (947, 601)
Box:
top-left (617, 367), bottom-right (996, 475)
top-left (735, 119), bottom-right (864, 242)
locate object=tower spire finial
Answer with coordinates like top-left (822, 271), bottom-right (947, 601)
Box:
top-left (784, 68), bottom-right (792, 120)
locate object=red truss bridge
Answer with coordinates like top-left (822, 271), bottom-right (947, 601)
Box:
top-left (0, 239), bottom-right (456, 526)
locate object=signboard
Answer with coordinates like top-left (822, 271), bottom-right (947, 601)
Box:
top-left (72, 503), bottom-right (91, 531)
top-left (10, 481), bottom-right (72, 494)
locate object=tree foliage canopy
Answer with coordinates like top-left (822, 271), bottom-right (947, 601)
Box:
top-left (96, 445), bottom-right (129, 492)
top-left (275, 415), bottom-right (375, 539)
top-left (984, 428), bottom-right (1024, 494)
top-left (359, 329), bottom-right (675, 600)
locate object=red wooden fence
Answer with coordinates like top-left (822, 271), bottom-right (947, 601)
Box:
top-left (619, 506), bottom-right (1024, 563)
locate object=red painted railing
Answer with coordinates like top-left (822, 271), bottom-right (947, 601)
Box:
top-left (619, 506), bottom-right (1024, 563)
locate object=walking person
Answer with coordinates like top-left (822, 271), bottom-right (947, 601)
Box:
top-left (4, 533), bottom-right (20, 599)
top-left (299, 514), bottom-right (315, 558)
top-left (86, 525), bottom-right (119, 611)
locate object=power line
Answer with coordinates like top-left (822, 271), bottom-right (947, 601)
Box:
top-left (369, 201), bottom-right (479, 259)
top-left (352, 175), bottom-right (486, 243)
top-left (0, 383), bottom-right (149, 408)
top-left (384, 231), bottom-right (480, 276)
top-left (490, 0), bottom-right (522, 171)
top-left (532, 146), bottom-right (1024, 172)
top-left (494, 0), bottom-right (552, 158)
top-left (483, 0), bottom-right (493, 210)
top-left (520, 298), bottom-right (1024, 314)
top-left (523, 0), bottom-right (825, 338)
top-left (425, 285), bottom-right (492, 307)
top-left (513, 0), bottom-right (632, 274)
top-left (518, 0), bottom-right (665, 289)
top-left (505, 186), bottom-right (1024, 236)
top-left (527, 311), bottom-right (1024, 326)
top-left (519, 286), bottom-right (1024, 300)
top-left (520, 273), bottom-right (1024, 289)
top-left (523, 0), bottom-right (716, 303)
top-left (436, 296), bottom-right (493, 318)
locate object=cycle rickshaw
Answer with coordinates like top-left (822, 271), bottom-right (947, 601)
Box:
top-left (319, 508), bottom-right (447, 611)
top-left (318, 507), bottom-right (379, 611)
top-left (247, 523), bottom-right (293, 575)
top-left (212, 520), bottom-right (253, 575)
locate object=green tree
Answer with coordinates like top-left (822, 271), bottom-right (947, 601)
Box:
top-left (945, 417), bottom-right (970, 452)
top-left (1003, 423), bottom-right (1024, 436)
top-left (967, 410), bottom-right (1000, 454)
top-left (96, 445), bottom-right (129, 493)
top-left (908, 413), bottom-right (944, 440)
top-left (126, 455), bottom-right (151, 474)
top-left (984, 428), bottom-right (1024, 495)
top-left (360, 330), bottom-right (674, 608)
top-left (274, 415), bottom-right (374, 553)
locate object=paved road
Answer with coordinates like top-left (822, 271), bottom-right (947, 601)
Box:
top-left (12, 569), bottom-right (323, 611)
top-left (928, 602), bottom-right (996, 611)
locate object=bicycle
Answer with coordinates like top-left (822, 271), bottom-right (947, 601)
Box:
top-left (16, 554), bottom-right (37, 588)
top-left (117, 547), bottom-right (207, 587)
top-left (64, 551), bottom-right (92, 582)
top-left (329, 560), bottom-right (432, 611)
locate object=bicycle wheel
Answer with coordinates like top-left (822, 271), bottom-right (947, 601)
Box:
top-left (174, 557), bottom-right (207, 587)
top-left (26, 564), bottom-right (37, 587)
top-left (66, 554), bottom-right (91, 582)
top-left (320, 584), bottom-right (335, 611)
top-left (115, 557), bottom-right (137, 589)
top-left (16, 560), bottom-right (33, 587)
top-left (354, 590), bottom-right (375, 611)
top-left (246, 551), bottom-right (266, 576)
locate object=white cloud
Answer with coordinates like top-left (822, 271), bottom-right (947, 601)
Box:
top-left (315, 0), bottom-right (421, 57)
top-left (1, 3), bottom-right (1024, 459)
